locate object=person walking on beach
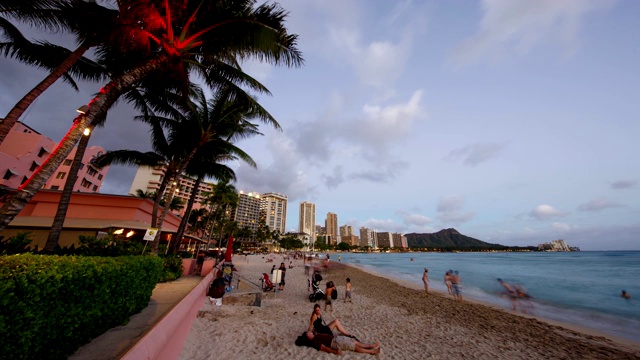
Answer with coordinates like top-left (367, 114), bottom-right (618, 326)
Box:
top-left (325, 281), bottom-right (337, 312)
top-left (497, 278), bottom-right (518, 311)
top-left (422, 268), bottom-right (430, 294)
top-left (344, 278), bottom-right (352, 303)
top-left (444, 271), bottom-right (453, 295)
top-left (295, 331), bottom-right (381, 355)
top-left (452, 271), bottom-right (462, 302)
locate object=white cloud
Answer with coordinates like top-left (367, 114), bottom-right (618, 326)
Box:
top-left (436, 195), bottom-right (475, 224)
top-left (437, 195), bottom-right (465, 213)
top-left (444, 142), bottom-right (506, 166)
top-left (529, 204), bottom-right (567, 220)
top-left (551, 222), bottom-right (571, 231)
top-left (451, 0), bottom-right (611, 65)
top-left (577, 198), bottom-right (622, 212)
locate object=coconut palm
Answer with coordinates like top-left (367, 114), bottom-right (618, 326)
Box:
top-left (0, 0), bottom-right (302, 232)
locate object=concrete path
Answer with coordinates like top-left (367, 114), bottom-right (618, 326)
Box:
top-left (69, 275), bottom-right (203, 360)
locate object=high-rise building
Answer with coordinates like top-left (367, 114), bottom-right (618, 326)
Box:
top-left (325, 212), bottom-right (338, 245)
top-left (377, 232), bottom-right (393, 248)
top-left (359, 227), bottom-right (378, 248)
top-left (233, 191), bottom-right (261, 234)
top-left (392, 233), bottom-right (407, 248)
top-left (128, 165), bottom-right (214, 216)
top-left (339, 225), bottom-right (353, 237)
top-left (1, 122), bottom-right (109, 192)
top-left (260, 192), bottom-right (287, 234)
top-left (299, 201), bottom-right (316, 242)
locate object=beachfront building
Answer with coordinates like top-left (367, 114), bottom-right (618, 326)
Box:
top-left (260, 192), bottom-right (287, 234)
top-left (233, 191), bottom-right (261, 234)
top-left (0, 190), bottom-right (189, 249)
top-left (341, 235), bottom-right (359, 247)
top-left (299, 201), bottom-right (316, 242)
top-left (378, 232), bottom-right (394, 248)
top-left (340, 225), bottom-right (353, 237)
top-left (128, 166), bottom-right (214, 216)
top-left (392, 232), bottom-right (408, 248)
top-left (1, 122), bottom-right (109, 192)
top-left (537, 239), bottom-right (572, 251)
top-left (359, 227), bottom-right (378, 249)
top-left (325, 212), bottom-right (338, 245)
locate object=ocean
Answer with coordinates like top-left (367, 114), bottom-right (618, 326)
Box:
top-left (335, 251), bottom-right (640, 342)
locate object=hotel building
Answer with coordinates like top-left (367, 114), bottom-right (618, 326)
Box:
top-left (359, 227), bottom-right (378, 248)
top-left (233, 191), bottom-right (261, 234)
top-left (299, 201), bottom-right (316, 243)
top-left (260, 192), bottom-right (288, 234)
top-left (1, 122), bottom-right (109, 192)
top-left (325, 212), bottom-right (338, 245)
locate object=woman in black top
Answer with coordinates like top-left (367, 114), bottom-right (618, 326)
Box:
top-left (307, 304), bottom-right (356, 338)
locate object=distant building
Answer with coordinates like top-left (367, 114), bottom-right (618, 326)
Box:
top-left (537, 239), bottom-right (576, 251)
top-left (340, 225), bottom-right (353, 237)
top-left (233, 191), bottom-right (261, 234)
top-left (299, 201), bottom-right (316, 242)
top-left (128, 166), bottom-right (214, 216)
top-left (325, 212), bottom-right (338, 245)
top-left (377, 232), bottom-right (394, 248)
top-left (1, 122), bottom-right (109, 192)
top-left (393, 233), bottom-right (408, 248)
top-left (260, 192), bottom-right (287, 234)
top-left (341, 235), bottom-right (359, 247)
top-left (359, 227), bottom-right (378, 248)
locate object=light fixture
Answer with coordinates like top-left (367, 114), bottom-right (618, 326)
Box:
top-left (126, 230), bottom-right (135, 238)
top-left (83, 128), bottom-right (91, 136)
top-left (113, 228), bottom-right (124, 235)
top-left (76, 105), bottom-right (90, 114)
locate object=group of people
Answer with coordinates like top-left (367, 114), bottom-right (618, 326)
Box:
top-left (295, 304), bottom-right (381, 355)
top-left (421, 268), bottom-right (463, 301)
top-left (497, 278), bottom-right (532, 313)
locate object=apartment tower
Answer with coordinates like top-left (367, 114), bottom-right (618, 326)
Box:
top-left (299, 201), bottom-right (316, 242)
top-left (233, 191), bottom-right (261, 234)
top-left (325, 212), bottom-right (338, 245)
top-left (260, 192), bottom-right (288, 234)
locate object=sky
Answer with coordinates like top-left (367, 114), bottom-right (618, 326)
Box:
top-left (1, 0), bottom-right (639, 250)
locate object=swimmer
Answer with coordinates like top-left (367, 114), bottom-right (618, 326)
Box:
top-left (621, 290), bottom-right (631, 299)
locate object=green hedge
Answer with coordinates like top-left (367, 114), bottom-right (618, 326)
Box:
top-left (0, 254), bottom-right (163, 360)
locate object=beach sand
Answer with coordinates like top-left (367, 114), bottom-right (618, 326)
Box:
top-left (178, 254), bottom-right (640, 359)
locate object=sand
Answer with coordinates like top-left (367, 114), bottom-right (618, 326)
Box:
top-left (178, 254), bottom-right (640, 359)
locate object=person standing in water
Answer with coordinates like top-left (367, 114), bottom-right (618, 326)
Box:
top-left (444, 271), bottom-right (453, 295)
top-left (422, 268), bottom-right (430, 294)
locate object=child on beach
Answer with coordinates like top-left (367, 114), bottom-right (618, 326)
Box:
top-left (344, 278), bottom-right (352, 303)
top-left (422, 268), bottom-right (430, 294)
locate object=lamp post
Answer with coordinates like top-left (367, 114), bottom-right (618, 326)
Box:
top-left (44, 106), bottom-right (95, 251)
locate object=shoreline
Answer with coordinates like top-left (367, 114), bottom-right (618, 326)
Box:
top-left (178, 254), bottom-right (640, 359)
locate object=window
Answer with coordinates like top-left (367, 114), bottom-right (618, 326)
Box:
top-left (21, 176), bottom-right (28, 184)
top-left (92, 185), bottom-right (98, 192)
top-left (78, 163), bottom-right (84, 170)
top-left (3, 170), bottom-right (14, 180)
top-left (50, 185), bottom-right (60, 190)
top-left (56, 172), bottom-right (66, 180)
top-left (29, 161), bottom-right (39, 171)
top-left (63, 159), bottom-right (72, 166)
top-left (81, 178), bottom-right (92, 188)
top-left (97, 174), bottom-right (103, 180)
top-left (87, 167), bottom-right (98, 176)
top-left (37, 147), bottom-right (48, 157)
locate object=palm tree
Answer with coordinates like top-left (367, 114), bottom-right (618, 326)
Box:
top-left (0, 0), bottom-right (302, 232)
top-left (206, 181), bottom-right (239, 251)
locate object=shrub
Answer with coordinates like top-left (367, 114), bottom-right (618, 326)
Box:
top-left (0, 254), bottom-right (163, 360)
top-left (158, 255), bottom-right (184, 282)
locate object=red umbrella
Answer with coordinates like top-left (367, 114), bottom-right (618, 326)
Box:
top-left (224, 235), bottom-right (234, 262)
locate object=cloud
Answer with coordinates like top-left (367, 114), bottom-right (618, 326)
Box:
top-left (611, 180), bottom-right (637, 190)
top-left (362, 218), bottom-right (404, 233)
top-left (577, 198), bottom-right (622, 212)
top-left (444, 142), bottom-right (506, 166)
top-left (436, 195), bottom-right (475, 224)
top-left (551, 222), bottom-right (572, 231)
top-left (529, 204), bottom-right (567, 220)
top-left (451, 0), bottom-right (610, 65)
top-left (322, 166), bottom-right (344, 189)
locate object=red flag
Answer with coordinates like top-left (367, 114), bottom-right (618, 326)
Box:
top-left (224, 235), bottom-right (234, 262)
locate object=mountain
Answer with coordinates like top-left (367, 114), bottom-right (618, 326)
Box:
top-left (405, 228), bottom-right (505, 249)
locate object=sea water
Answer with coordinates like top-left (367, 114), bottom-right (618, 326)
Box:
top-left (336, 251), bottom-right (640, 342)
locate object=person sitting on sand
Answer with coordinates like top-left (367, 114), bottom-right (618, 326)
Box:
top-left (621, 290), bottom-right (631, 299)
top-left (308, 304), bottom-right (355, 337)
top-left (295, 331), bottom-right (381, 355)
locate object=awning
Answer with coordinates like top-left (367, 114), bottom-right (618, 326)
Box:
top-left (6, 169), bottom-right (19, 176)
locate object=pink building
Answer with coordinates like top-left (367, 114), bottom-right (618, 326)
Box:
top-left (0, 122), bottom-right (109, 192)
top-left (0, 190), bottom-right (198, 249)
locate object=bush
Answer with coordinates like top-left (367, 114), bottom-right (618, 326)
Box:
top-left (0, 232), bottom-right (34, 255)
top-left (0, 254), bottom-right (163, 360)
top-left (158, 255), bottom-right (184, 282)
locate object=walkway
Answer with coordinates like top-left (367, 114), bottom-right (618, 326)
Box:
top-left (69, 275), bottom-right (203, 360)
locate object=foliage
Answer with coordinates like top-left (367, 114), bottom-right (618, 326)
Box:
top-left (336, 242), bottom-right (351, 251)
top-left (76, 232), bottom-right (145, 256)
top-left (157, 254), bottom-right (184, 282)
top-left (0, 232), bottom-right (34, 255)
top-left (0, 254), bottom-right (163, 360)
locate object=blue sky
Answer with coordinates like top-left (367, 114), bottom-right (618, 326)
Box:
top-left (1, 0), bottom-right (638, 250)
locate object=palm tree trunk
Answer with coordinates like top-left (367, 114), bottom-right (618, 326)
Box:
top-left (44, 128), bottom-right (93, 251)
top-left (0, 44), bottom-right (90, 144)
top-left (171, 174), bottom-right (203, 254)
top-left (0, 56), bottom-right (167, 232)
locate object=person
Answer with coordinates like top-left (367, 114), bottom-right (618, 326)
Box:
top-left (278, 262), bottom-right (287, 291)
top-left (422, 268), bottom-right (430, 294)
top-left (196, 251), bottom-right (205, 275)
top-left (338, 255), bottom-right (341, 262)
top-left (344, 278), bottom-right (352, 303)
top-left (207, 270), bottom-right (226, 306)
top-left (295, 331), bottom-right (380, 355)
top-left (289, 261), bottom-right (294, 269)
top-left (497, 278), bottom-right (518, 311)
top-left (270, 264), bottom-right (276, 274)
top-left (452, 271), bottom-right (462, 302)
top-left (325, 281), bottom-right (336, 312)
top-left (621, 290), bottom-right (631, 299)
top-left (304, 256), bottom-right (312, 275)
top-left (308, 304), bottom-right (354, 337)
top-left (444, 271), bottom-right (453, 295)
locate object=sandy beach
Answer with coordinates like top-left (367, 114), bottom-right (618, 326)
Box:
top-left (178, 254), bottom-right (640, 359)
